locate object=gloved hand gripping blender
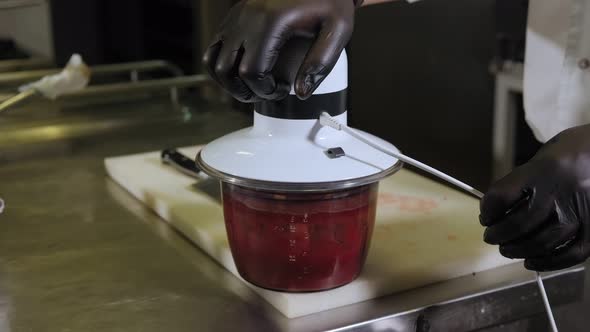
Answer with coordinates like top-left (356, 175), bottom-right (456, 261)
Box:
top-left (202, 0), bottom-right (359, 102)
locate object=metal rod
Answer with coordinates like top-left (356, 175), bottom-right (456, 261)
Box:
top-left (0, 60), bottom-right (184, 86)
top-left (0, 0), bottom-right (44, 10)
top-left (0, 89), bottom-right (37, 114)
top-left (91, 60), bottom-right (183, 77)
top-left (130, 70), bottom-right (139, 82)
top-left (170, 87), bottom-right (179, 106)
top-left (59, 75), bottom-right (211, 99)
top-left (0, 58), bottom-right (53, 73)
top-left (0, 75), bottom-right (211, 114)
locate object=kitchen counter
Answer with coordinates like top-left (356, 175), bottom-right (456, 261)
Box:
top-left (0, 96), bottom-right (588, 332)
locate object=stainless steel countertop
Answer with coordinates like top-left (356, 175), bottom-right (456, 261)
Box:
top-left (0, 96), bottom-right (589, 332)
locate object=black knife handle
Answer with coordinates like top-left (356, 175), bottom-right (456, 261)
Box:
top-left (161, 148), bottom-right (205, 179)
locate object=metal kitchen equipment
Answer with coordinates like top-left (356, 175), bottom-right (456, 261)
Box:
top-left (0, 60), bottom-right (183, 89)
top-left (0, 0), bottom-right (46, 10)
top-left (0, 59), bottom-right (211, 114)
top-left (0, 57), bottom-right (52, 73)
top-left (0, 56), bottom-right (219, 165)
top-left (0, 54), bottom-right (90, 114)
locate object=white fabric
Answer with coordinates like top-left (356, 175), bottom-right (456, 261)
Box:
top-left (525, 0), bottom-right (590, 142)
top-left (19, 54), bottom-right (90, 100)
top-left (409, 0), bottom-right (590, 142)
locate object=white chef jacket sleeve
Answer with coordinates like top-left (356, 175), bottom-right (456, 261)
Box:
top-left (523, 0), bottom-right (571, 142)
top-left (524, 0), bottom-right (590, 142)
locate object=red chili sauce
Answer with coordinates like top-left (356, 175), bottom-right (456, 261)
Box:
top-left (221, 182), bottom-right (378, 292)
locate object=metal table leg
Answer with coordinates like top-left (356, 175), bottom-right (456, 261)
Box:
top-left (492, 64), bottom-right (524, 180)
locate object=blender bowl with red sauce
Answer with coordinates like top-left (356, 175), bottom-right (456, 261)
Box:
top-left (222, 182), bottom-right (378, 292)
top-left (195, 48), bottom-right (401, 292)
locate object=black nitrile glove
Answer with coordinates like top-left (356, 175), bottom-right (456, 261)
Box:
top-left (202, 0), bottom-right (358, 102)
top-left (480, 124), bottom-right (590, 271)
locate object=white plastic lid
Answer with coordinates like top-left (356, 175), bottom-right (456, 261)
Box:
top-left (196, 49), bottom-right (401, 192)
top-left (196, 112), bottom-right (401, 192)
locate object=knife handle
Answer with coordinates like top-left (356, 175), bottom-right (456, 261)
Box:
top-left (161, 148), bottom-right (208, 180)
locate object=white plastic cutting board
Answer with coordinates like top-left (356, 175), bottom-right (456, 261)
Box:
top-left (105, 146), bottom-right (515, 318)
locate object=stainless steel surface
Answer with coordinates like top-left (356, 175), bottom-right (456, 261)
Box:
top-left (60, 75), bottom-right (211, 100)
top-left (0, 60), bottom-right (183, 88)
top-left (1, 95), bottom-right (590, 331)
top-left (0, 0), bottom-right (43, 10)
top-left (0, 58), bottom-right (52, 73)
top-left (0, 75), bottom-right (212, 113)
top-left (492, 61), bottom-right (524, 180)
top-left (344, 267), bottom-right (584, 332)
top-left (0, 89), bottom-right (36, 113)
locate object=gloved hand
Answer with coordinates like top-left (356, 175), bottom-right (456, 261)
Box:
top-left (480, 124), bottom-right (590, 271)
top-left (203, 0), bottom-right (361, 102)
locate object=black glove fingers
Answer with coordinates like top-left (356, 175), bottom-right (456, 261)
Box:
top-left (499, 211), bottom-right (580, 259)
top-left (479, 167), bottom-right (533, 227)
top-left (524, 240), bottom-right (590, 271)
top-left (480, 126), bottom-right (590, 271)
top-left (483, 192), bottom-right (553, 245)
top-left (294, 19), bottom-right (353, 99)
top-left (202, 0), bottom-right (357, 102)
top-left (214, 43), bottom-right (260, 102)
top-left (203, 39), bottom-right (223, 84)
top-left (239, 32), bottom-right (292, 100)
top-left (524, 215), bottom-right (590, 271)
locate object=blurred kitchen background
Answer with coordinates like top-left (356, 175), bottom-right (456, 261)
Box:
top-left (1, 0), bottom-right (530, 189)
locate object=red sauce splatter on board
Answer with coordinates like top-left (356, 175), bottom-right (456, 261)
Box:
top-left (378, 193), bottom-right (438, 213)
top-left (447, 234), bottom-right (458, 241)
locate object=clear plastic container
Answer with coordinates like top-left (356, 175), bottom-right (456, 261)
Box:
top-left (221, 182), bottom-right (379, 292)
